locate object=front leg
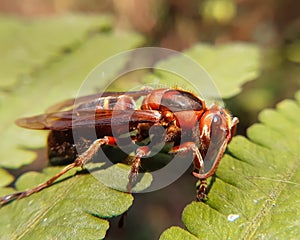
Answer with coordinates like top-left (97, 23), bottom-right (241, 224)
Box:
top-left (170, 142), bottom-right (208, 201)
top-left (170, 142), bottom-right (205, 174)
top-left (196, 179), bottom-right (208, 201)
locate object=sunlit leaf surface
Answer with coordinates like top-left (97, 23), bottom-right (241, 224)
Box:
top-left (0, 168), bottom-right (14, 187)
top-left (0, 166), bottom-right (134, 240)
top-left (144, 43), bottom-right (260, 100)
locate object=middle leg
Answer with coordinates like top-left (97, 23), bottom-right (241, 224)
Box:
top-left (127, 146), bottom-right (151, 192)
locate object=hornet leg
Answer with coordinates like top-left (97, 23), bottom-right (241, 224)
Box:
top-left (0, 136), bottom-right (117, 206)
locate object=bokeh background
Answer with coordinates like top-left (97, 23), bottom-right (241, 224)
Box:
top-left (1, 0), bottom-right (299, 133)
top-left (0, 0), bottom-right (299, 239)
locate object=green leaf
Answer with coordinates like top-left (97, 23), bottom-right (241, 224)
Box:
top-left (0, 14), bottom-right (112, 89)
top-left (0, 16), bottom-right (144, 168)
top-left (0, 168), bottom-right (14, 187)
top-left (92, 163), bottom-right (153, 192)
top-left (186, 43), bottom-right (261, 98)
top-left (160, 226), bottom-right (199, 240)
top-left (0, 166), bottom-right (135, 240)
top-left (144, 43), bottom-right (261, 99)
top-left (160, 90), bottom-right (300, 239)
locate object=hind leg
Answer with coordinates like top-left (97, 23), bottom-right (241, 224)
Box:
top-left (0, 136), bottom-right (117, 205)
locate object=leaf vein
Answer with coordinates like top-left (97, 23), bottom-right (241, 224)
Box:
top-left (13, 175), bottom-right (79, 239)
top-left (242, 159), bottom-right (299, 239)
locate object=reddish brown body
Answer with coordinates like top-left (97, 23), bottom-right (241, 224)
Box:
top-left (1, 88), bottom-right (238, 205)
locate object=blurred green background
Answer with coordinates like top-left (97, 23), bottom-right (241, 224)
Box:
top-left (1, 0), bottom-right (299, 133)
top-left (0, 0), bottom-right (299, 239)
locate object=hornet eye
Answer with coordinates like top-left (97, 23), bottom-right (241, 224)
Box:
top-left (212, 115), bottom-right (222, 126)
